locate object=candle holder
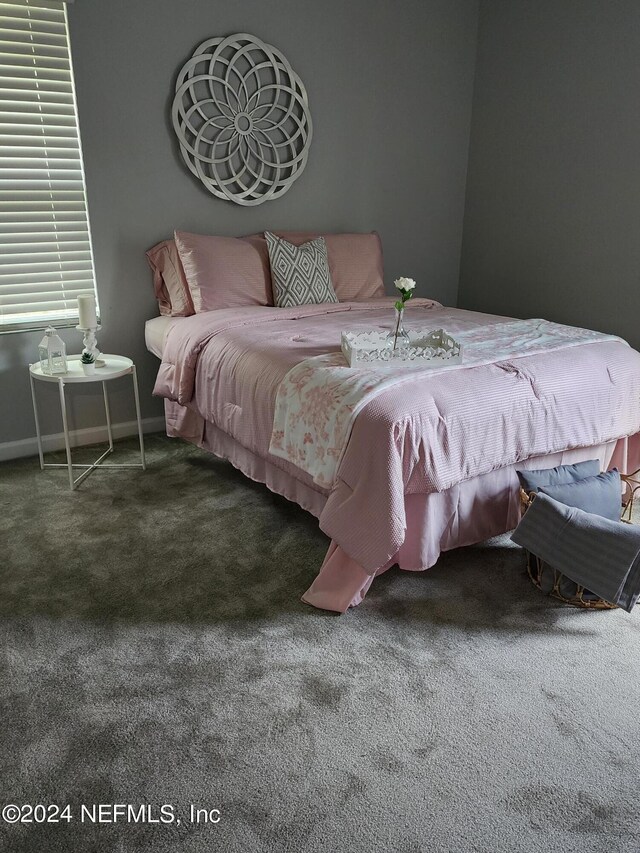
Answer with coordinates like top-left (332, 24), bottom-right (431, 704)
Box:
top-left (76, 325), bottom-right (105, 368)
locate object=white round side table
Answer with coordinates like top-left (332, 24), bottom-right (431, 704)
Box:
top-left (29, 354), bottom-right (146, 490)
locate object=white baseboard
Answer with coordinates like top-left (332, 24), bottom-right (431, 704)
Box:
top-left (0, 416), bottom-right (166, 462)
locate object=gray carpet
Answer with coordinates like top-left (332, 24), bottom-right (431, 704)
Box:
top-left (1, 434), bottom-right (639, 853)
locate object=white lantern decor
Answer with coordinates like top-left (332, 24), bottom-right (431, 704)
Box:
top-left (38, 326), bottom-right (68, 375)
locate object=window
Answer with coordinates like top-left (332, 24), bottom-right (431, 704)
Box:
top-left (0, 0), bottom-right (97, 332)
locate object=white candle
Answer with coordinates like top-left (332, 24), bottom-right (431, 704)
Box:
top-left (77, 293), bottom-right (97, 328)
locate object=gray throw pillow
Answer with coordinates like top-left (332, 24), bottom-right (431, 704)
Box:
top-left (265, 232), bottom-right (338, 308)
top-left (539, 469), bottom-right (622, 521)
top-left (517, 459), bottom-right (600, 494)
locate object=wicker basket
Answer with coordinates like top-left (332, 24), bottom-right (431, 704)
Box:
top-left (519, 486), bottom-right (633, 610)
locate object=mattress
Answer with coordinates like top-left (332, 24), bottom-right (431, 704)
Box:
top-left (145, 315), bottom-right (175, 359)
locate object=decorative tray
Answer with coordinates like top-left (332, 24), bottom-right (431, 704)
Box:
top-left (341, 328), bottom-right (463, 368)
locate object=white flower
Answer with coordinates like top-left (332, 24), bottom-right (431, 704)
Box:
top-left (394, 277), bottom-right (416, 292)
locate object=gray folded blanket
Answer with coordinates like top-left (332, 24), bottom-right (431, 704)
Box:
top-left (511, 493), bottom-right (640, 612)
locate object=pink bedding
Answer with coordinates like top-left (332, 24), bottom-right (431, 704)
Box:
top-left (153, 299), bottom-right (640, 609)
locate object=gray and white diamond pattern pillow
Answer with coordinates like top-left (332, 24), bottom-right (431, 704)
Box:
top-left (265, 232), bottom-right (338, 308)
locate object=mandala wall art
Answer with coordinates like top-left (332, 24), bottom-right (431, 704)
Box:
top-left (171, 33), bottom-right (313, 206)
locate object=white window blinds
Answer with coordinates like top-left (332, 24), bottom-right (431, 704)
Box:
top-left (0, 0), bottom-right (97, 332)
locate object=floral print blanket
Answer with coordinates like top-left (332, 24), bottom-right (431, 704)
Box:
top-left (268, 319), bottom-right (623, 487)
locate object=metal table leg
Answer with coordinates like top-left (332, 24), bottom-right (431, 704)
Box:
top-left (29, 370), bottom-right (45, 471)
top-left (57, 377), bottom-right (74, 491)
top-left (131, 365), bottom-right (146, 470)
top-left (103, 381), bottom-right (114, 452)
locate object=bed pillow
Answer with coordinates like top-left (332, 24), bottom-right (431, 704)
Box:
top-left (145, 240), bottom-right (194, 317)
top-left (539, 470), bottom-right (622, 521)
top-left (245, 231), bottom-right (385, 301)
top-left (265, 232), bottom-right (338, 308)
top-left (306, 232), bottom-right (385, 301)
top-left (517, 459), bottom-right (600, 494)
top-left (174, 230), bottom-right (272, 312)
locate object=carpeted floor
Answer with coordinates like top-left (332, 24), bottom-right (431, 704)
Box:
top-left (1, 434), bottom-right (639, 853)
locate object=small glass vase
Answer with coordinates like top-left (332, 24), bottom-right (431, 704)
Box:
top-left (387, 306), bottom-right (410, 351)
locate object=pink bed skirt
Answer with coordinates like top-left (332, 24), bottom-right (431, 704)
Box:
top-left (164, 400), bottom-right (640, 614)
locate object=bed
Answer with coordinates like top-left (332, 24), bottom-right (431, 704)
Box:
top-left (145, 231), bottom-right (640, 612)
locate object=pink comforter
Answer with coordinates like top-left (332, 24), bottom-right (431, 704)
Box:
top-left (154, 299), bottom-right (640, 572)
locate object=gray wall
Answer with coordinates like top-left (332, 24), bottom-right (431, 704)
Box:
top-left (459, 0), bottom-right (640, 348)
top-left (0, 0), bottom-right (479, 448)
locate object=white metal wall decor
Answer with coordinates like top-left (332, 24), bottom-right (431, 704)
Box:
top-left (171, 33), bottom-right (313, 206)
